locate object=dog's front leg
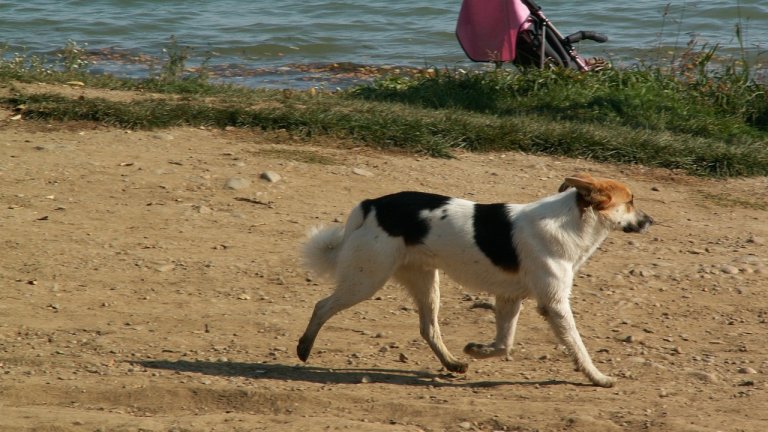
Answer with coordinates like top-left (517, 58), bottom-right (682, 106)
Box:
top-left (538, 300), bottom-right (615, 388)
top-left (464, 295), bottom-right (523, 359)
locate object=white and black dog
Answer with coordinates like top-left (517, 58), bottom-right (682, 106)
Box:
top-left (297, 173), bottom-right (653, 387)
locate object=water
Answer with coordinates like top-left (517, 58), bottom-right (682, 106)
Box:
top-left (1, 0), bottom-right (766, 88)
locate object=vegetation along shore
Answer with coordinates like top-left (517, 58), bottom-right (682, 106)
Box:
top-left (1, 41), bottom-right (766, 177)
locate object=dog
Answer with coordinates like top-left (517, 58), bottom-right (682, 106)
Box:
top-left (297, 173), bottom-right (653, 387)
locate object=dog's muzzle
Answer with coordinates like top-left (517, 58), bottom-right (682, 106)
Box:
top-left (623, 213), bottom-right (654, 233)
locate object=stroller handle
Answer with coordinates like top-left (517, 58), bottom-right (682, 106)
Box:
top-left (565, 31), bottom-right (608, 44)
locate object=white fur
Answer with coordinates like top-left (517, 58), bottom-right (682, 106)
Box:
top-left (297, 175), bottom-right (652, 388)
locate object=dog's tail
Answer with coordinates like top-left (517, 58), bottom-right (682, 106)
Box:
top-left (303, 204), bottom-right (366, 279)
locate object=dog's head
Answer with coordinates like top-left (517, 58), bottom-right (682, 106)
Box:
top-left (559, 173), bottom-right (653, 233)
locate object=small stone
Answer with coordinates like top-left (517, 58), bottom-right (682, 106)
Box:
top-left (152, 133), bottom-right (175, 141)
top-left (260, 171), bottom-right (282, 183)
top-left (720, 265), bottom-right (740, 274)
top-left (155, 263), bottom-right (175, 272)
top-left (195, 205), bottom-right (213, 214)
top-left (237, 293), bottom-right (251, 300)
top-left (398, 353), bottom-right (409, 363)
top-left (352, 167), bottom-right (374, 177)
top-left (651, 186), bottom-right (661, 192)
top-left (688, 370), bottom-right (720, 384)
top-left (458, 421), bottom-right (472, 430)
top-left (738, 367), bottom-right (757, 374)
top-left (360, 375), bottom-right (371, 383)
top-left (734, 255), bottom-right (760, 264)
top-left (747, 235), bottom-right (765, 245)
top-left (225, 177), bottom-right (251, 190)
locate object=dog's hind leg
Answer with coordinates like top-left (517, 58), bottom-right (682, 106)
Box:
top-left (396, 265), bottom-right (468, 373)
top-left (464, 295), bottom-right (523, 359)
top-left (297, 235), bottom-right (400, 363)
top-left (297, 275), bottom-right (391, 363)
top-left (538, 299), bottom-right (616, 388)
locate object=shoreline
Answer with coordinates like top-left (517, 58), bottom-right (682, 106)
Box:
top-left (30, 44), bottom-right (768, 90)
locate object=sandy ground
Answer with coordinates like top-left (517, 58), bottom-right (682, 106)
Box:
top-left (1, 95), bottom-right (768, 431)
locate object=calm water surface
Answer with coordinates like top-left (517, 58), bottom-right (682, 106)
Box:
top-left (1, 1), bottom-right (765, 87)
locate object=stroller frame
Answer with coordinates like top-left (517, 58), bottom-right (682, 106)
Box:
top-left (456, 0), bottom-right (607, 71)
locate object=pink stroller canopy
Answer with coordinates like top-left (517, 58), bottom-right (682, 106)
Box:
top-left (456, 0), bottom-right (532, 62)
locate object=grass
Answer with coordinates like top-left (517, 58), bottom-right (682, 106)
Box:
top-left (1, 40), bottom-right (767, 177)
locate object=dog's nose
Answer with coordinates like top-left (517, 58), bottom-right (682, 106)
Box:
top-left (638, 214), bottom-right (654, 232)
top-left (645, 215), bottom-right (654, 226)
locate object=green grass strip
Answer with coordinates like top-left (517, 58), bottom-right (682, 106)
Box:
top-left (4, 91), bottom-right (767, 177)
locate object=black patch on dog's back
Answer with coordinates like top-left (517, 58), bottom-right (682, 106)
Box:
top-left (361, 192), bottom-right (450, 245)
top-left (473, 203), bottom-right (520, 272)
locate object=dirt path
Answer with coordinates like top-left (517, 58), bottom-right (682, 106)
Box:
top-left (1, 113), bottom-right (767, 431)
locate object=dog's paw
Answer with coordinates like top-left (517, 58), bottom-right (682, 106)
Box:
top-left (296, 337), bottom-right (312, 362)
top-left (445, 361), bottom-right (469, 374)
top-left (463, 342), bottom-right (503, 359)
top-left (591, 374), bottom-right (616, 388)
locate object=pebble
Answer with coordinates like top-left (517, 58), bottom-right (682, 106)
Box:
top-left (152, 133), bottom-right (175, 141)
top-left (720, 265), bottom-right (740, 274)
top-left (688, 370), bottom-right (720, 384)
top-left (738, 367), bottom-right (757, 374)
top-left (458, 421), bottom-right (472, 430)
top-left (195, 205), bottom-right (213, 214)
top-left (352, 167), bottom-right (374, 177)
top-left (155, 264), bottom-right (175, 272)
top-left (734, 255), bottom-right (761, 264)
top-left (225, 177), bottom-right (251, 190)
top-left (629, 268), bottom-right (654, 277)
top-left (260, 171), bottom-right (282, 183)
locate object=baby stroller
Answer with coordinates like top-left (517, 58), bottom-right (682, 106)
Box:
top-left (456, 0), bottom-right (608, 71)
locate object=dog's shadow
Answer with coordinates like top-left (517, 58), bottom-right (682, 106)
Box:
top-left (134, 359), bottom-right (589, 388)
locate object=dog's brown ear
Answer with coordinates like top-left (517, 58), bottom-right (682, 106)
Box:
top-left (561, 175), bottom-right (611, 209)
top-left (558, 173), bottom-right (594, 193)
